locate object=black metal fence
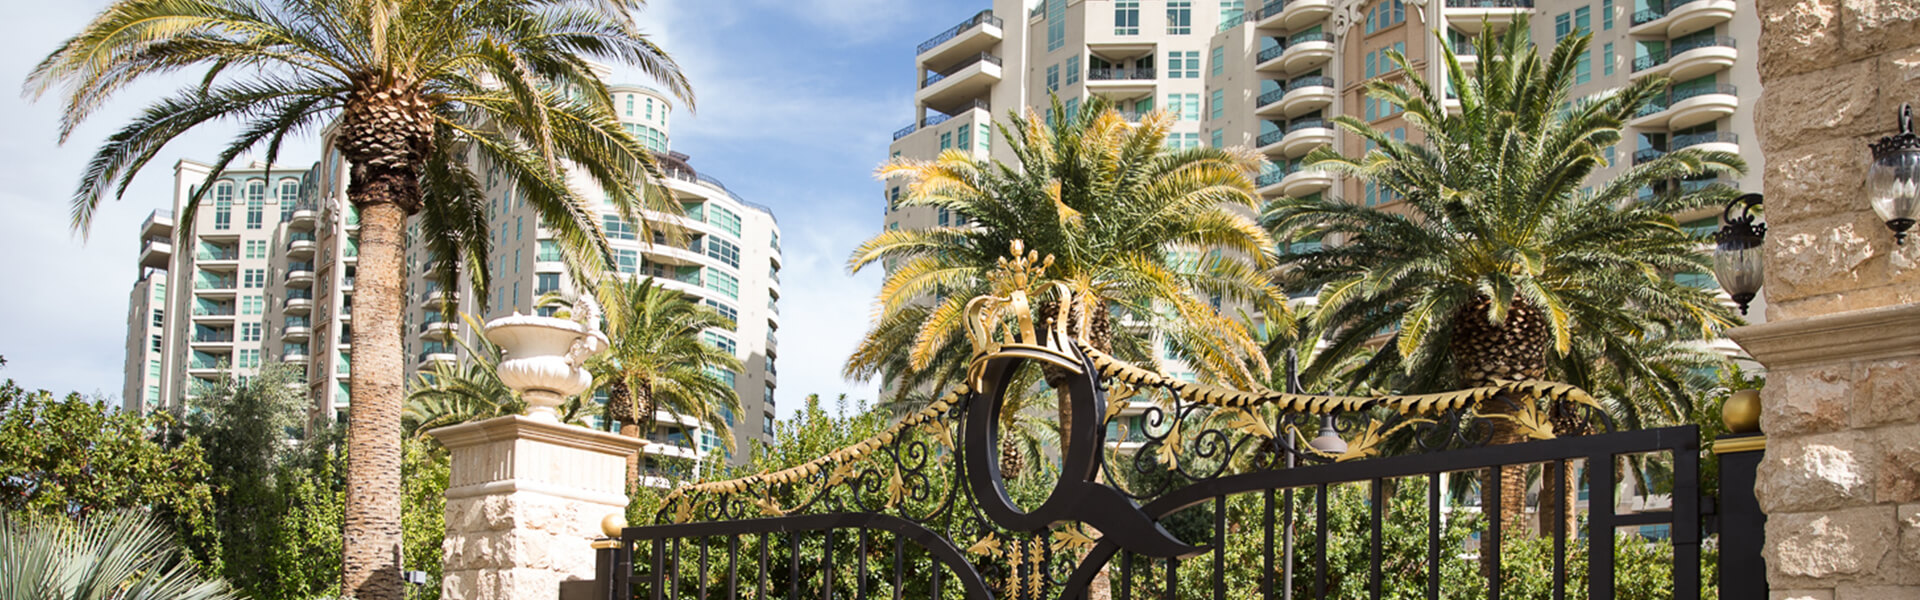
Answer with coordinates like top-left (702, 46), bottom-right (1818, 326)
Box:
top-left (587, 341), bottom-right (1762, 600)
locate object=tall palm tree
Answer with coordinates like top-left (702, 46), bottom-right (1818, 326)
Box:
top-left (848, 97), bottom-right (1290, 453)
top-left (1263, 20), bottom-right (1742, 544)
top-left (28, 1), bottom-right (688, 597)
top-left (550, 278), bottom-right (742, 481)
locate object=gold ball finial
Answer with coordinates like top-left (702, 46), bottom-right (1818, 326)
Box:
top-left (600, 513), bottom-right (627, 538)
top-left (1722, 389), bottom-right (1761, 434)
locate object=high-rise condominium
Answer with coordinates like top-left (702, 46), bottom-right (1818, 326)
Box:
top-left (886, 0), bottom-right (1764, 379)
top-left (125, 84), bottom-right (781, 472)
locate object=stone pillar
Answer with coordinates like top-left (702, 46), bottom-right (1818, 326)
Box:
top-left (431, 415), bottom-right (644, 600)
top-left (1736, 2), bottom-right (1920, 597)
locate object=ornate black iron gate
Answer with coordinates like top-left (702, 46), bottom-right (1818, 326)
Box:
top-left (586, 283), bottom-right (1762, 600)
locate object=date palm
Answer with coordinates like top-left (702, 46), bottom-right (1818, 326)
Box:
top-left (28, 1), bottom-right (689, 597)
top-left (1263, 22), bottom-right (1742, 539)
top-left (849, 97), bottom-right (1290, 454)
top-left (552, 278), bottom-right (742, 481)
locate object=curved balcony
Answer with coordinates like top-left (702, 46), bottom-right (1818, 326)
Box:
top-left (916, 10), bottom-right (1003, 70)
top-left (140, 240), bottom-right (173, 270)
top-left (1634, 36), bottom-right (1736, 78)
top-left (1672, 131), bottom-right (1741, 156)
top-left (1280, 76), bottom-right (1335, 117)
top-left (917, 52), bottom-right (1002, 116)
top-left (287, 238), bottom-right (316, 258)
top-left (286, 268), bottom-right (314, 288)
top-left (1255, 43), bottom-right (1289, 73)
top-left (1256, 168), bottom-right (1288, 195)
top-left (1631, 0), bottom-right (1736, 38)
top-left (1281, 33), bottom-right (1334, 73)
top-left (1255, 87), bottom-right (1289, 117)
top-left (282, 353), bottom-right (308, 363)
top-left (1445, 0), bottom-right (1532, 34)
top-left (284, 297), bottom-right (313, 314)
top-left (1281, 119), bottom-right (1335, 157)
top-left (1634, 84), bottom-right (1739, 130)
top-left (1275, 0), bottom-right (1335, 29)
top-left (419, 321), bottom-right (456, 340)
top-left (283, 324), bottom-right (311, 341)
top-left (1256, 128), bottom-right (1289, 157)
top-left (1281, 167), bottom-right (1334, 197)
top-left (289, 207), bottom-right (317, 229)
top-left (417, 352), bottom-right (458, 370)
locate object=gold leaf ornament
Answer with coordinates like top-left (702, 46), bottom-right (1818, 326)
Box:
top-left (1224, 408), bottom-right (1276, 439)
top-left (967, 533), bottom-right (1003, 557)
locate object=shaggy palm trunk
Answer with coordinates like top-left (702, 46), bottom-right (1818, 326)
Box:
top-left (611, 378), bottom-right (659, 484)
top-left (1448, 295), bottom-right (1547, 575)
top-left (999, 434), bottom-right (1026, 480)
top-left (338, 83), bottom-right (433, 600)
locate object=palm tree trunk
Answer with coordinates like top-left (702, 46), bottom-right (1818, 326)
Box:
top-left (343, 199), bottom-right (409, 600)
top-left (1448, 295), bottom-right (1548, 576)
top-left (622, 422), bottom-right (643, 484)
top-left (1039, 299), bottom-right (1113, 600)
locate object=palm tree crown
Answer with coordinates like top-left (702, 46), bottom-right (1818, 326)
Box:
top-left (28, 1), bottom-right (689, 598)
top-left (849, 97), bottom-right (1288, 392)
top-left (1264, 19), bottom-right (1744, 393)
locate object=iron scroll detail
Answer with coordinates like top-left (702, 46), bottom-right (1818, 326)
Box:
top-left (961, 343), bottom-right (1206, 559)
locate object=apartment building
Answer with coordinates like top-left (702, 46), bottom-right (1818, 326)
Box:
top-left (885, 0), bottom-right (1765, 368)
top-left (125, 84), bottom-right (781, 471)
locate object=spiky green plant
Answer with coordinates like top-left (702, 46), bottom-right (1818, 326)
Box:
top-left (0, 510), bottom-right (241, 600)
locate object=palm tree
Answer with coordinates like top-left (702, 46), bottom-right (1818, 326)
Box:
top-left (1263, 20), bottom-right (1742, 547)
top-left (1, 510), bottom-right (242, 600)
top-left (28, 1), bottom-right (688, 597)
top-left (549, 278), bottom-right (742, 481)
top-left (849, 97), bottom-right (1289, 454)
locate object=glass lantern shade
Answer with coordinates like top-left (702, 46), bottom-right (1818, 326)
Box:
top-left (1712, 194), bottom-right (1766, 315)
top-left (1870, 104), bottom-right (1920, 244)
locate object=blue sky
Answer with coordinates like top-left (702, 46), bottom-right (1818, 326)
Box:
top-left (0, 0), bottom-right (997, 418)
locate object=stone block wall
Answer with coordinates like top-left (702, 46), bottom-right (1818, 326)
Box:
top-left (1743, 4), bottom-right (1920, 598)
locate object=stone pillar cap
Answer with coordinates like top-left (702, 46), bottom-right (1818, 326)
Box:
top-left (428, 414), bottom-right (646, 458)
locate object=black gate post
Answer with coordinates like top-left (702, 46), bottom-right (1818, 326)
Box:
top-left (1715, 433), bottom-right (1767, 600)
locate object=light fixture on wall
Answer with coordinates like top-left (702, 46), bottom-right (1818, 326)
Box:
top-left (1868, 104), bottom-right (1920, 245)
top-left (1713, 193), bottom-right (1766, 316)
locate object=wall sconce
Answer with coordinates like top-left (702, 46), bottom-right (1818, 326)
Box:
top-left (1713, 193), bottom-right (1766, 315)
top-left (1869, 104), bottom-right (1920, 245)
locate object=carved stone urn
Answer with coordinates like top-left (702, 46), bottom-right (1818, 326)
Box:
top-left (485, 312), bottom-right (609, 421)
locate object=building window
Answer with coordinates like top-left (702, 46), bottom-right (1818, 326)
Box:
top-left (151, 334), bottom-right (162, 353)
top-left (1169, 51), bottom-right (1200, 78)
top-left (940, 130), bottom-right (953, 150)
top-left (1365, 0), bottom-right (1405, 34)
top-left (1046, 64), bottom-right (1060, 91)
top-left (243, 269), bottom-right (265, 289)
top-left (1211, 129), bottom-right (1224, 148)
top-left (1046, 0), bottom-right (1066, 50)
top-left (1168, 1), bottom-right (1192, 34)
top-left (709, 205), bottom-right (742, 237)
top-left (1066, 56), bottom-right (1081, 84)
top-left (536, 272), bottom-right (560, 295)
top-left (958, 126), bottom-right (972, 150)
top-left (707, 270), bottom-right (739, 299)
top-left (238, 349), bottom-right (260, 369)
top-left (1602, 0), bottom-right (1614, 29)
top-left (614, 248), bottom-right (639, 274)
top-left (245, 180), bottom-right (265, 229)
top-left (702, 332), bottom-right (737, 355)
top-left (1603, 42), bottom-right (1616, 76)
top-left (625, 94), bottom-right (634, 117)
top-left (1115, 0), bottom-right (1139, 35)
top-left (1575, 6), bottom-right (1591, 35)
top-left (243, 295), bottom-right (263, 315)
top-left (1165, 132), bottom-right (1200, 149)
top-left (978, 124), bottom-right (991, 152)
top-left (1064, 97), bottom-right (1079, 120)
top-left (1209, 89), bottom-right (1225, 119)
top-left (705, 366), bottom-right (735, 388)
top-left (603, 214), bottom-right (636, 240)
top-left (213, 181), bottom-right (233, 230)
top-left (1210, 46), bottom-right (1225, 76)
top-left (1166, 93), bottom-right (1200, 121)
top-left (152, 309), bottom-right (165, 328)
top-left (538, 239), bottom-right (562, 262)
top-left (1220, 0), bottom-right (1244, 22)
top-left (241, 323), bottom-right (261, 342)
top-left (1363, 42), bottom-right (1408, 79)
top-left (1575, 50), bottom-right (1592, 84)
top-left (707, 237), bottom-right (740, 268)
top-left (706, 300), bottom-right (738, 328)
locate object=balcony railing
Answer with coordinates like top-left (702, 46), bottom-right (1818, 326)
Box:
top-left (196, 278), bottom-right (237, 290)
top-left (1635, 36), bottom-right (1736, 71)
top-left (916, 10), bottom-right (1001, 55)
top-left (1445, 0), bottom-right (1533, 6)
top-left (290, 232), bottom-right (315, 243)
top-left (1286, 75), bottom-right (1334, 91)
top-left (193, 305), bottom-right (236, 316)
top-left (1672, 82), bottom-right (1737, 103)
top-left (1452, 40), bottom-right (1479, 56)
top-left (922, 52), bottom-right (1001, 88)
top-left (1257, 170), bottom-right (1287, 187)
top-left (1632, 0), bottom-right (1714, 25)
top-left (1088, 67), bottom-right (1156, 81)
top-left (195, 332), bottom-right (234, 343)
top-left (892, 124), bottom-right (917, 141)
top-left (1257, 88), bottom-right (1287, 107)
top-left (1257, 44), bottom-right (1286, 63)
top-left (1287, 118), bottom-right (1329, 132)
top-left (287, 289), bottom-right (313, 300)
top-left (287, 317), bottom-right (310, 329)
top-left (1217, 11), bottom-right (1250, 32)
top-left (1289, 31), bottom-right (1331, 45)
top-left (1633, 148), bottom-right (1667, 164)
top-left (1258, 0), bottom-right (1287, 17)
top-left (1257, 129), bottom-right (1287, 147)
top-left (196, 248), bottom-right (239, 261)
top-left (1673, 130), bottom-right (1739, 149)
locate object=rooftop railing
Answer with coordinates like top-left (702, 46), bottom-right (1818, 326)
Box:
top-left (916, 10), bottom-right (1001, 55)
top-left (922, 52), bottom-right (1000, 88)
